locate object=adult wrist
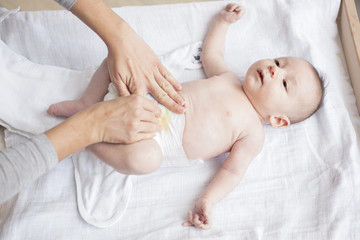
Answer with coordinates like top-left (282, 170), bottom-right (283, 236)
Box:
top-left (44, 110), bottom-right (95, 161)
top-left (72, 105), bottom-right (102, 145)
top-left (104, 20), bottom-right (131, 50)
top-left (70, 0), bottom-right (128, 49)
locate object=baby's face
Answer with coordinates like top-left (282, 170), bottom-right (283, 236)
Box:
top-left (243, 57), bottom-right (319, 124)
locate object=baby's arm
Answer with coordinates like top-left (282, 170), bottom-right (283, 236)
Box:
top-left (202, 4), bottom-right (245, 78)
top-left (183, 132), bottom-right (263, 230)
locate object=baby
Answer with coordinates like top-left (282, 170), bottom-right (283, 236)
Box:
top-left (48, 4), bottom-right (324, 230)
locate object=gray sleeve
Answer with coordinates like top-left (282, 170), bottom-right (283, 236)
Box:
top-left (54, 0), bottom-right (77, 10)
top-left (0, 134), bottom-right (58, 204)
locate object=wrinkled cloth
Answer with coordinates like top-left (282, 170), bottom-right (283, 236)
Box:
top-left (1, 0), bottom-right (360, 239)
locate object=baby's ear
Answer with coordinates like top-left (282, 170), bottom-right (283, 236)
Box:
top-left (269, 115), bottom-right (290, 128)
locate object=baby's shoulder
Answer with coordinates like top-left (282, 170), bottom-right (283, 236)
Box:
top-left (239, 119), bottom-right (264, 147)
top-left (231, 122), bottom-right (264, 156)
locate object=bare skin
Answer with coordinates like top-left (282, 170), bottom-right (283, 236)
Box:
top-left (48, 3), bottom-right (321, 230)
top-left (70, 0), bottom-right (185, 113)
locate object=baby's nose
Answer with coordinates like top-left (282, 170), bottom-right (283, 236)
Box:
top-left (268, 65), bottom-right (275, 78)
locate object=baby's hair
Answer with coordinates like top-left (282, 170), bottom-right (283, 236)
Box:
top-left (309, 66), bottom-right (325, 116)
top-left (290, 64), bottom-right (325, 124)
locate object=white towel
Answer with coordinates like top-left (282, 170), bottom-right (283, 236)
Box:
top-left (0, 33), bottom-right (202, 227)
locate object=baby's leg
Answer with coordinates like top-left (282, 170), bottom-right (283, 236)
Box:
top-left (47, 58), bottom-right (111, 117)
top-left (88, 139), bottom-right (163, 175)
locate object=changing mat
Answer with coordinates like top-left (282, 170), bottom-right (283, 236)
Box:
top-left (1, 0), bottom-right (360, 239)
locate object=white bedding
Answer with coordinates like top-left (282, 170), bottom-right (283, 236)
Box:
top-left (1, 0), bottom-right (360, 239)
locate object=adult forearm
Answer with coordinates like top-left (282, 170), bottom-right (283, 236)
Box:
top-left (0, 134), bottom-right (58, 204)
top-left (70, 0), bottom-right (127, 48)
top-left (45, 107), bottom-right (95, 161)
top-left (54, 0), bottom-right (76, 10)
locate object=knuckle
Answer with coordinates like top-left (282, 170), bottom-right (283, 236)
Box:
top-left (112, 77), bottom-right (121, 86)
top-left (127, 135), bottom-right (136, 143)
top-left (157, 91), bottom-right (168, 100)
top-left (129, 121), bottom-right (138, 129)
top-left (161, 81), bottom-right (170, 90)
top-left (133, 109), bottom-right (142, 118)
top-left (123, 133), bottom-right (131, 144)
top-left (131, 94), bottom-right (143, 105)
top-left (162, 71), bottom-right (172, 80)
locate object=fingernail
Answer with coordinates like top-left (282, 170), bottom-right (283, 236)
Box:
top-left (178, 106), bottom-right (186, 113)
top-left (178, 97), bottom-right (185, 106)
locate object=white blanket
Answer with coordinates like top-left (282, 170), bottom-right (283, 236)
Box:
top-left (1, 0), bottom-right (360, 239)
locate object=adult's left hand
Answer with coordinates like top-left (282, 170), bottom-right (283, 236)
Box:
top-left (69, 0), bottom-right (186, 114)
top-left (107, 22), bottom-right (186, 114)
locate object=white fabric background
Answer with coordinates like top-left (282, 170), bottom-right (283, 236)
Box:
top-left (0, 0), bottom-right (360, 239)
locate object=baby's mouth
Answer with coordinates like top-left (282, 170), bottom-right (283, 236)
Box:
top-left (257, 70), bottom-right (264, 84)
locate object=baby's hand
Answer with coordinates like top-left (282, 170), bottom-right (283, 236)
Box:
top-left (182, 198), bottom-right (213, 230)
top-left (217, 3), bottom-right (245, 24)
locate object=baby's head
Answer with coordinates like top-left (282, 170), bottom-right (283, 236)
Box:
top-left (243, 57), bottom-right (324, 128)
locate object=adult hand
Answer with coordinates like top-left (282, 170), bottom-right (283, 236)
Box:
top-left (106, 23), bottom-right (186, 113)
top-left (88, 94), bottom-right (161, 144)
top-left (46, 94), bottom-right (161, 161)
top-left (69, 0), bottom-right (186, 113)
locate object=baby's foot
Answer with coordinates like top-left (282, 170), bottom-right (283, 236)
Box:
top-left (47, 99), bottom-right (87, 117)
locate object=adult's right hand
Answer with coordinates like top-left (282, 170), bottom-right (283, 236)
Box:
top-left (46, 94), bottom-right (161, 161)
top-left (90, 94), bottom-right (162, 144)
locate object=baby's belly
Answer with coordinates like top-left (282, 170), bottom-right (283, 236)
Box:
top-left (179, 79), bottom-right (244, 160)
top-left (182, 107), bottom-right (236, 160)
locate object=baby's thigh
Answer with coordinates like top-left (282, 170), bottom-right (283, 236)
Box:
top-left (122, 139), bottom-right (163, 173)
top-left (88, 139), bottom-right (162, 175)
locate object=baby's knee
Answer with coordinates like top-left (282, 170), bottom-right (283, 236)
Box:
top-left (126, 147), bottom-right (162, 175)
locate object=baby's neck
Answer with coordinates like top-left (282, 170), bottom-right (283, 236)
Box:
top-left (241, 86), bottom-right (267, 125)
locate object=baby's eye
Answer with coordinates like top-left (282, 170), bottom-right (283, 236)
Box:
top-left (275, 59), bottom-right (280, 67)
top-left (283, 80), bottom-right (287, 89)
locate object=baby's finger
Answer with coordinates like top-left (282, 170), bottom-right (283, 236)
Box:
top-left (193, 214), bottom-right (202, 226)
top-left (182, 221), bottom-right (194, 227)
top-left (201, 222), bottom-right (211, 230)
top-left (233, 6), bottom-right (245, 19)
top-left (187, 210), bottom-right (193, 222)
top-left (234, 5), bottom-right (241, 12)
top-left (226, 3), bottom-right (237, 12)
